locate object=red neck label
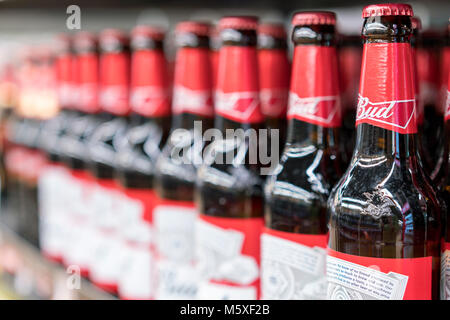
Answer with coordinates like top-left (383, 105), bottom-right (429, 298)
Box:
top-left (215, 46), bottom-right (263, 124)
top-left (258, 49), bottom-right (290, 118)
top-left (287, 46), bottom-right (341, 128)
top-left (356, 43), bottom-right (417, 134)
top-left (130, 49), bottom-right (171, 118)
top-left (100, 52), bottom-right (130, 116)
top-left (173, 48), bottom-right (213, 117)
top-left (56, 54), bottom-right (75, 109)
top-left (78, 53), bottom-right (100, 114)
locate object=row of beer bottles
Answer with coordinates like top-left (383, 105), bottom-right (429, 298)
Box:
top-left (3, 3), bottom-right (449, 300)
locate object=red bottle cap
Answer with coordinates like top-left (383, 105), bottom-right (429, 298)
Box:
top-left (258, 23), bottom-right (286, 39)
top-left (176, 21), bottom-right (211, 36)
top-left (291, 11), bottom-right (336, 26)
top-left (362, 3), bottom-right (413, 18)
top-left (218, 16), bottom-right (259, 31)
top-left (131, 25), bottom-right (165, 40)
top-left (411, 17), bottom-right (422, 30)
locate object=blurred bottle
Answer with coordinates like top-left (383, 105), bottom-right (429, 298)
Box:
top-left (339, 34), bottom-right (362, 159)
top-left (87, 28), bottom-right (130, 295)
top-left (115, 25), bottom-right (171, 300)
top-left (195, 16), bottom-right (265, 300)
top-left (262, 11), bottom-right (342, 300)
top-left (327, 4), bottom-right (442, 300)
top-left (37, 35), bottom-right (73, 264)
top-left (57, 32), bottom-right (101, 278)
top-left (417, 30), bottom-right (442, 173)
top-left (432, 24), bottom-right (450, 301)
top-left (153, 21), bottom-right (213, 300)
top-left (257, 23), bottom-right (289, 157)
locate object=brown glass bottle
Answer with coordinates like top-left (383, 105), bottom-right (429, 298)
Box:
top-left (339, 34), bottom-right (362, 160)
top-left (153, 21), bottom-right (214, 300)
top-left (113, 25), bottom-right (171, 300)
top-left (262, 11), bottom-right (342, 300)
top-left (327, 4), bottom-right (442, 300)
top-left (195, 16), bottom-right (265, 300)
top-left (257, 23), bottom-right (289, 156)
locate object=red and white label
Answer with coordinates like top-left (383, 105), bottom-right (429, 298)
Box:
top-left (38, 163), bottom-right (72, 264)
top-left (89, 179), bottom-right (125, 294)
top-left (288, 46), bottom-right (341, 127)
top-left (130, 50), bottom-right (171, 117)
top-left (356, 43), bottom-right (417, 134)
top-left (327, 248), bottom-right (432, 300)
top-left (173, 47), bottom-right (213, 117)
top-left (215, 46), bottom-right (263, 124)
top-left (196, 215), bottom-right (263, 300)
top-left (258, 49), bottom-right (290, 118)
top-left (441, 242), bottom-right (450, 300)
top-left (261, 228), bottom-right (327, 300)
top-left (173, 86), bottom-right (213, 117)
top-left (215, 91), bottom-right (262, 124)
top-left (100, 52), bottom-right (130, 115)
top-left (77, 53), bottom-right (99, 113)
top-left (117, 188), bottom-right (156, 300)
top-left (154, 200), bottom-right (199, 300)
top-left (130, 86), bottom-right (170, 118)
top-left (260, 89), bottom-right (288, 118)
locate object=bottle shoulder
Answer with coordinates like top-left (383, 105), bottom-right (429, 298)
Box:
top-left (328, 155), bottom-right (440, 220)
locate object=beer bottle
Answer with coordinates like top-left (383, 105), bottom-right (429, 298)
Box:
top-left (262, 11), bottom-right (342, 300)
top-left (114, 25), bottom-right (171, 300)
top-left (195, 16), bottom-right (265, 300)
top-left (153, 21), bottom-right (213, 300)
top-left (257, 23), bottom-right (290, 154)
top-left (327, 4), bottom-right (442, 300)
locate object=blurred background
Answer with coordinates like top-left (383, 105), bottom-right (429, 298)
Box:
top-left (0, 0), bottom-right (447, 300)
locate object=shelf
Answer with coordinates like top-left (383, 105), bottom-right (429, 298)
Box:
top-left (0, 222), bottom-right (116, 300)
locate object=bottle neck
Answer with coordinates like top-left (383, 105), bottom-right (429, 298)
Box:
top-left (215, 43), bottom-right (263, 128)
top-left (172, 46), bottom-right (213, 118)
top-left (287, 43), bottom-right (341, 142)
top-left (355, 19), bottom-right (418, 158)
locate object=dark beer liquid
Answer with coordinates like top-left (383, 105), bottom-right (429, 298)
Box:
top-left (328, 16), bottom-right (442, 300)
top-left (339, 35), bottom-right (362, 160)
top-left (421, 31), bottom-right (444, 169)
top-left (257, 31), bottom-right (288, 155)
top-left (265, 24), bottom-right (343, 234)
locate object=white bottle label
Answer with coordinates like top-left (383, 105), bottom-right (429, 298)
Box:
top-left (261, 233), bottom-right (327, 300)
top-left (327, 255), bottom-right (409, 300)
top-left (154, 204), bottom-right (198, 299)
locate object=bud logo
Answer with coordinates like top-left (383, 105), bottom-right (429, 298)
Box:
top-left (173, 86), bottom-right (213, 117)
top-left (260, 89), bottom-right (288, 118)
top-left (287, 92), bottom-right (341, 128)
top-left (100, 85), bottom-right (128, 115)
top-left (130, 86), bottom-right (169, 117)
top-left (215, 91), bottom-right (263, 124)
top-left (355, 94), bottom-right (417, 134)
